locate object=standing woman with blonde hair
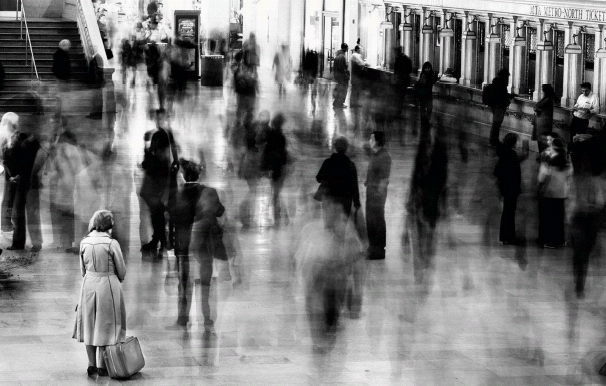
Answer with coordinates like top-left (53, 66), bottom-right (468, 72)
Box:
top-left (73, 210), bottom-right (126, 378)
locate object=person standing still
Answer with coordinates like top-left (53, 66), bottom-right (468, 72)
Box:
top-left (332, 43), bottom-right (349, 108)
top-left (52, 39), bottom-right (71, 117)
top-left (570, 82), bottom-right (599, 139)
top-left (488, 69), bottom-right (514, 147)
top-left (350, 45), bottom-right (367, 108)
top-left (365, 131), bottom-right (391, 260)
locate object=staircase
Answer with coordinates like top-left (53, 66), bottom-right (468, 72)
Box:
top-left (0, 18), bottom-right (89, 114)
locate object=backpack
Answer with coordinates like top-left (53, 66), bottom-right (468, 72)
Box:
top-left (482, 84), bottom-right (494, 106)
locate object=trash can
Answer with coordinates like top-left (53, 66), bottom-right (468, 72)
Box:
top-left (200, 55), bottom-right (224, 87)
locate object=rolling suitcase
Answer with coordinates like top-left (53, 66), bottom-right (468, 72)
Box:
top-left (104, 336), bottom-right (145, 379)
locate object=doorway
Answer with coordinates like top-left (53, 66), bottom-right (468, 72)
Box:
top-left (321, 12), bottom-right (341, 78)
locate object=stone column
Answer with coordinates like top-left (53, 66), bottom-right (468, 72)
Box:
top-left (460, 12), bottom-right (468, 83)
top-left (487, 18), bottom-right (501, 83)
top-left (418, 7), bottom-right (427, 74)
top-left (440, 9), bottom-right (455, 76)
top-left (510, 17), bottom-right (527, 95)
top-left (462, 13), bottom-right (478, 86)
top-left (564, 23), bottom-right (583, 107)
top-left (593, 25), bottom-right (604, 113)
top-left (482, 14), bottom-right (491, 88)
top-left (403, 9), bottom-right (413, 58)
top-left (533, 19), bottom-right (545, 101)
top-left (422, 8), bottom-right (435, 66)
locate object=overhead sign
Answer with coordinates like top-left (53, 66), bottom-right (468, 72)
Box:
top-left (530, 5), bottom-right (606, 22)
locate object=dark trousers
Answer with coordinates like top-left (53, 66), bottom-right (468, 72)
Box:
top-left (419, 98), bottom-right (433, 125)
top-left (366, 191), bottom-right (387, 258)
top-left (146, 201), bottom-right (166, 249)
top-left (175, 223), bottom-right (193, 325)
top-left (333, 81), bottom-right (348, 107)
top-left (571, 210), bottom-right (601, 294)
top-left (500, 195), bottom-right (518, 243)
top-left (1, 180), bottom-right (40, 248)
top-left (490, 107), bottom-right (507, 145)
top-left (350, 82), bottom-right (362, 107)
top-left (569, 116), bottom-right (589, 140)
top-left (538, 198), bottom-right (566, 246)
top-left (196, 219), bottom-right (226, 326)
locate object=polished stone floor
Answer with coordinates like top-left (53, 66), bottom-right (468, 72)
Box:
top-left (1, 67), bottom-right (606, 385)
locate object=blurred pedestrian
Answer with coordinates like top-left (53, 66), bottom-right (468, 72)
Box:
top-left (493, 133), bottom-right (528, 245)
top-left (52, 39), bottom-right (71, 117)
top-left (238, 110), bottom-right (266, 229)
top-left (350, 45), bottom-right (367, 108)
top-left (487, 69), bottom-right (514, 147)
top-left (404, 120), bottom-right (448, 284)
top-left (233, 50), bottom-right (258, 129)
top-left (537, 138), bottom-right (572, 248)
top-left (332, 43), bottom-right (349, 109)
top-left (242, 32), bottom-right (260, 74)
top-left (316, 136), bottom-right (361, 238)
top-left (0, 112), bottom-right (42, 251)
top-left (139, 124), bottom-right (179, 256)
top-left (533, 84), bottom-right (555, 153)
top-left (414, 61), bottom-right (437, 127)
top-left (365, 131), bottom-right (391, 260)
top-left (272, 44), bottom-right (292, 97)
top-left (258, 113), bottom-right (289, 226)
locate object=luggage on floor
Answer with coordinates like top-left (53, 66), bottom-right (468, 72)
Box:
top-left (104, 336), bottom-right (145, 379)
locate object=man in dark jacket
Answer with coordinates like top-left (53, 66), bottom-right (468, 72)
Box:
top-left (316, 136), bottom-right (361, 238)
top-left (493, 133), bottom-right (528, 244)
top-left (332, 43), bottom-right (349, 108)
top-left (366, 131), bottom-right (391, 260)
top-left (52, 39), bottom-right (71, 82)
top-left (488, 69), bottom-right (514, 147)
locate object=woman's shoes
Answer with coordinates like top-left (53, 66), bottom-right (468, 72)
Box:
top-left (87, 366), bottom-right (97, 377)
top-left (97, 367), bottom-right (109, 376)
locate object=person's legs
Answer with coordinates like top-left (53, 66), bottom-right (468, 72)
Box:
top-left (538, 198), bottom-right (548, 245)
top-left (11, 182), bottom-right (28, 248)
top-left (366, 193), bottom-right (387, 259)
top-left (490, 107), bottom-right (506, 146)
top-left (26, 185), bottom-right (42, 248)
top-left (1, 181), bottom-right (15, 233)
top-left (175, 224), bottom-right (193, 325)
top-left (271, 175), bottom-right (285, 226)
top-left (199, 224), bottom-right (215, 329)
top-left (147, 202), bottom-right (166, 250)
top-left (96, 347), bottom-right (106, 371)
top-left (499, 195), bottom-right (517, 243)
top-left (85, 345), bottom-right (97, 367)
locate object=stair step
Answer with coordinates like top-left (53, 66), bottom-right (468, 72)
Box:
top-left (0, 39), bottom-right (83, 47)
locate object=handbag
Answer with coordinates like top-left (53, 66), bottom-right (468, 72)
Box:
top-left (104, 336), bottom-right (145, 379)
top-left (313, 183), bottom-right (328, 202)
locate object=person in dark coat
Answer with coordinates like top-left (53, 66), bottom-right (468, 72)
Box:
top-left (533, 84), bottom-right (555, 153)
top-left (316, 136), bottom-right (361, 238)
top-left (332, 43), bottom-right (349, 108)
top-left (52, 39), bottom-right (71, 82)
top-left (0, 112), bottom-right (42, 250)
top-left (414, 61), bottom-right (438, 127)
top-left (257, 113), bottom-right (289, 226)
top-left (365, 131), bottom-right (391, 260)
top-left (493, 133), bottom-right (528, 244)
top-left (488, 69), bottom-right (514, 147)
top-left (168, 159), bottom-right (226, 328)
top-left (139, 125), bottom-right (179, 255)
top-left (404, 120), bottom-right (448, 284)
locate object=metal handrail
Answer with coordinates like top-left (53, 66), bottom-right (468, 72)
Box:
top-left (19, 2), bottom-right (40, 87)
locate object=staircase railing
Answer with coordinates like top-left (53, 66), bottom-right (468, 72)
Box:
top-left (75, 0), bottom-right (108, 67)
top-left (19, 1), bottom-right (40, 90)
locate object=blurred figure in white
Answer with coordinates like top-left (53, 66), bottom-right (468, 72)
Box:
top-left (272, 44), bottom-right (292, 98)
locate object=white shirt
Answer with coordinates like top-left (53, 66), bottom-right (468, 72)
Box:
top-left (574, 92), bottom-right (599, 120)
top-left (351, 52), bottom-right (365, 67)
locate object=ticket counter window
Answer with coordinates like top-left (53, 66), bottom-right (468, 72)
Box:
top-left (413, 14), bottom-right (420, 72)
top-left (501, 24), bottom-right (511, 71)
top-left (454, 19), bottom-right (462, 79)
top-left (583, 33), bottom-right (595, 83)
top-left (554, 30), bottom-right (565, 104)
top-left (476, 21), bottom-right (485, 88)
top-left (524, 27), bottom-right (537, 98)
